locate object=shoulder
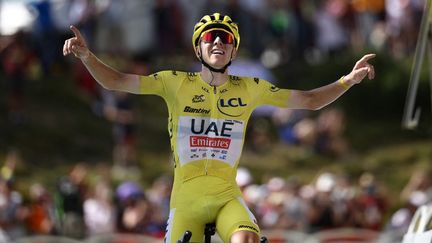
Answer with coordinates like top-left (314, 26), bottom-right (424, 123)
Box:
top-left (148, 70), bottom-right (195, 81)
top-left (151, 70), bottom-right (184, 78)
top-left (160, 70), bottom-right (201, 80)
top-left (228, 75), bottom-right (271, 87)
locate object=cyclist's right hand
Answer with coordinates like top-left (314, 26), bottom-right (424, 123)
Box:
top-left (63, 25), bottom-right (90, 60)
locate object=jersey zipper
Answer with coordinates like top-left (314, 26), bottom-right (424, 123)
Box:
top-left (206, 85), bottom-right (218, 175)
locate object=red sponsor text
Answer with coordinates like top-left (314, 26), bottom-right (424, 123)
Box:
top-left (190, 136), bottom-right (231, 149)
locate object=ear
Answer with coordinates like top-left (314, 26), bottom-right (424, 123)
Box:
top-left (230, 48), bottom-right (238, 60)
top-left (195, 46), bottom-right (201, 59)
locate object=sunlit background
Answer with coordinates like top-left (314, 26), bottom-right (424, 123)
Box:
top-left (0, 0), bottom-right (431, 242)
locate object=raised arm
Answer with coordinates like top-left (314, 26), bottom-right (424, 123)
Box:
top-left (63, 25), bottom-right (141, 94)
top-left (287, 54), bottom-right (376, 110)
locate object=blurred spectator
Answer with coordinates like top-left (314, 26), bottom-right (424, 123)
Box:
top-left (236, 167), bottom-right (253, 191)
top-left (259, 176), bottom-right (288, 229)
top-left (315, 108), bottom-right (349, 157)
top-left (272, 107), bottom-right (349, 158)
top-left (68, 0), bottom-right (99, 50)
top-left (28, 0), bottom-right (61, 75)
top-left (0, 150), bottom-right (28, 239)
top-left (331, 173), bottom-right (357, 227)
top-left (0, 179), bottom-right (27, 240)
top-left (353, 172), bottom-right (388, 230)
top-left (267, 0), bottom-right (294, 60)
top-left (272, 108), bottom-right (310, 145)
top-left (146, 175), bottom-right (172, 221)
top-left (93, 0), bottom-right (126, 53)
top-left (83, 178), bottom-right (115, 236)
top-left (118, 194), bottom-right (149, 234)
top-left (55, 163), bottom-right (89, 239)
top-left (119, 1), bottom-right (156, 56)
top-left (313, 0), bottom-right (350, 56)
top-left (280, 177), bottom-right (309, 230)
top-left (1, 31), bottom-right (37, 124)
top-left (0, 228), bottom-right (10, 243)
top-left (306, 172), bottom-right (338, 232)
top-left (259, 176), bottom-right (308, 230)
top-left (242, 184), bottom-right (267, 217)
top-left (26, 183), bottom-right (55, 235)
top-left (400, 168), bottom-right (432, 206)
top-left (178, 0), bottom-right (206, 47)
top-left (288, 0), bottom-right (316, 59)
top-left (1, 149), bottom-right (23, 184)
top-left (232, 0), bottom-right (268, 58)
top-left (155, 0), bottom-right (185, 54)
top-left (351, 0), bottom-right (385, 48)
top-left (104, 91), bottom-right (138, 167)
top-left (145, 176), bottom-right (172, 237)
top-left (293, 117), bottom-right (318, 149)
top-left (247, 118), bottom-right (274, 153)
top-left (115, 181), bottom-right (156, 236)
top-left (384, 0), bottom-right (413, 59)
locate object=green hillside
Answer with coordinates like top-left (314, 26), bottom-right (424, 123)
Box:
top-left (1, 52), bottom-right (431, 204)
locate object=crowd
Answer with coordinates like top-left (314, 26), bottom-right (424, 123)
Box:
top-left (0, 0), bottom-right (430, 241)
top-left (0, 154), bottom-right (431, 241)
top-left (0, 160), bottom-right (170, 240)
top-left (2, 0), bottom-right (425, 62)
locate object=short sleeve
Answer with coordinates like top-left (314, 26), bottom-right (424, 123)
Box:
top-left (139, 71), bottom-right (167, 97)
top-left (252, 78), bottom-right (291, 108)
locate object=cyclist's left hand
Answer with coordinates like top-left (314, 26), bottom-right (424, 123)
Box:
top-left (345, 53), bottom-right (376, 84)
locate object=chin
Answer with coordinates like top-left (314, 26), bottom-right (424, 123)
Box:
top-left (209, 59), bottom-right (229, 67)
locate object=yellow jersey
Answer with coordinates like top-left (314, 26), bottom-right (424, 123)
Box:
top-left (139, 70), bottom-right (290, 183)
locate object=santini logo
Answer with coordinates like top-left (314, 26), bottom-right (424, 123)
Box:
top-left (184, 106), bottom-right (210, 114)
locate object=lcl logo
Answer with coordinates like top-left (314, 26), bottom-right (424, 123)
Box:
top-left (219, 98), bottom-right (247, 107)
top-left (217, 97), bottom-right (248, 117)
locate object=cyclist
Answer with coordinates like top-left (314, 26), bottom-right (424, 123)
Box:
top-left (63, 13), bottom-right (375, 243)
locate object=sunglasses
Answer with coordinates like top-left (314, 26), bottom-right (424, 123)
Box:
top-left (201, 29), bottom-right (234, 45)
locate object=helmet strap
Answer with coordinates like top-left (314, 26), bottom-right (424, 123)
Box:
top-left (201, 59), bottom-right (231, 73)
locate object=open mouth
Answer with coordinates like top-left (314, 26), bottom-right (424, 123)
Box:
top-left (211, 49), bottom-right (225, 55)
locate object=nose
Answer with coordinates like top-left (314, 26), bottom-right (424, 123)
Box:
top-left (213, 36), bottom-right (223, 46)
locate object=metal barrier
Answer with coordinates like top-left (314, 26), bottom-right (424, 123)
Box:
top-left (261, 229), bottom-right (311, 243)
top-left (14, 235), bottom-right (82, 243)
top-left (309, 228), bottom-right (380, 243)
top-left (402, 203), bottom-right (432, 243)
top-left (13, 234), bottom-right (163, 243)
top-left (85, 233), bottom-right (164, 243)
top-left (11, 228), bottom-right (408, 243)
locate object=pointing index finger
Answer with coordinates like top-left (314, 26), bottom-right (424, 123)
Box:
top-left (360, 53), bottom-right (376, 63)
top-left (70, 25), bottom-right (84, 41)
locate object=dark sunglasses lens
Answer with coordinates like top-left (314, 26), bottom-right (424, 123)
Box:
top-left (202, 31), bottom-right (234, 44)
top-left (201, 32), bottom-right (214, 42)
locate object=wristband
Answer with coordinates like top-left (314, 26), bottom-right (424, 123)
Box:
top-left (338, 76), bottom-right (350, 89)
